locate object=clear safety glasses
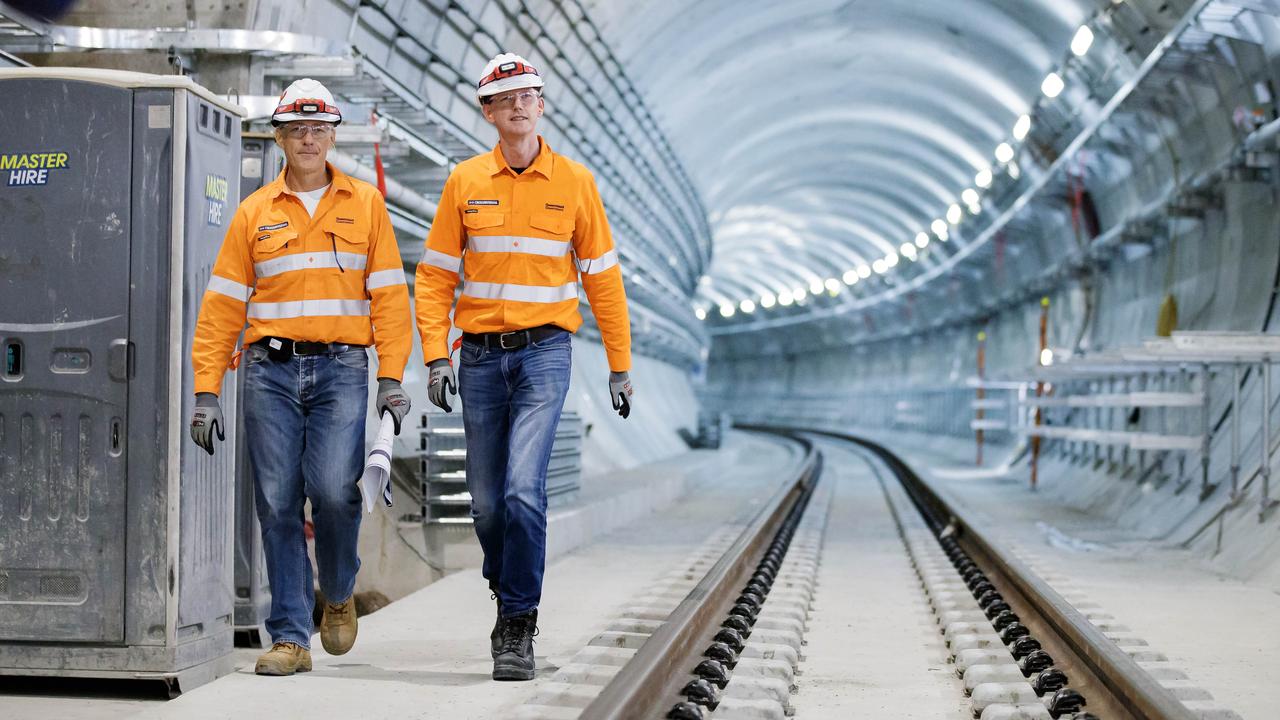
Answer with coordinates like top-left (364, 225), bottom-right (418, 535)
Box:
top-left (285, 123), bottom-right (335, 138)
top-left (488, 90), bottom-right (542, 109)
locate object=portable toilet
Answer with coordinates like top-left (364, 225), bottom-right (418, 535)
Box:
top-left (0, 68), bottom-right (244, 692)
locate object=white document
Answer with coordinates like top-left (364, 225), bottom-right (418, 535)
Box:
top-left (359, 413), bottom-right (396, 513)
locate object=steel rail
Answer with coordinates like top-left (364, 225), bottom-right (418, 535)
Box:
top-left (811, 429), bottom-right (1200, 720)
top-left (579, 431), bottom-right (820, 719)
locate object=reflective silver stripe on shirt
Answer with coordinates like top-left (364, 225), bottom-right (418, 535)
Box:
top-left (247, 298), bottom-right (371, 320)
top-left (207, 275), bottom-right (252, 302)
top-left (366, 268), bottom-right (407, 290)
top-left (467, 235), bottom-right (571, 258)
top-left (420, 248), bottom-right (462, 274)
top-left (462, 281), bottom-right (578, 304)
top-left (577, 249), bottom-right (619, 275)
top-left (255, 252), bottom-right (368, 278)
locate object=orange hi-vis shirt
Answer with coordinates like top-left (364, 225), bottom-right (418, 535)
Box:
top-left (415, 137), bottom-right (632, 371)
top-left (192, 163), bottom-right (413, 395)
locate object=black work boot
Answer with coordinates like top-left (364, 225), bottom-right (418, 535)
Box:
top-left (493, 609), bottom-right (538, 681)
top-left (490, 591), bottom-right (504, 658)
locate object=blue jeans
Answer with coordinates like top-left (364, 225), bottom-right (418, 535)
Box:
top-left (242, 343), bottom-right (367, 648)
top-left (458, 330), bottom-right (572, 617)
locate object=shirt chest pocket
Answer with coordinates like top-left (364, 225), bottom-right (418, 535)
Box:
top-left (325, 220), bottom-right (369, 254)
top-left (463, 212), bottom-right (505, 234)
top-left (529, 212), bottom-right (572, 240)
top-left (252, 229), bottom-right (296, 260)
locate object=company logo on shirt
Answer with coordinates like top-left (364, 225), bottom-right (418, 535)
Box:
top-left (545, 203), bottom-right (564, 212)
top-left (467, 199), bottom-right (499, 206)
top-left (258, 221), bottom-right (289, 232)
top-left (335, 216), bottom-right (355, 224)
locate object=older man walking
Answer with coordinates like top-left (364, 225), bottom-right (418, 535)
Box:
top-left (190, 78), bottom-right (413, 675)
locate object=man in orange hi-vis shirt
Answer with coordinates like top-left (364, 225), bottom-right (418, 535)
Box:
top-left (190, 79), bottom-right (412, 677)
top-left (415, 52), bottom-right (634, 681)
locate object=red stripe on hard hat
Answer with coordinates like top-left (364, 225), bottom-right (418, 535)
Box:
top-left (273, 98), bottom-right (342, 118)
top-left (478, 61), bottom-right (539, 88)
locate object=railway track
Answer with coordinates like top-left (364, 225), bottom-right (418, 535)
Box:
top-left (570, 428), bottom-right (1210, 720)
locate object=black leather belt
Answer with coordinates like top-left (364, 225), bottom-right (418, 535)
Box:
top-left (255, 337), bottom-right (363, 359)
top-left (462, 325), bottom-right (564, 351)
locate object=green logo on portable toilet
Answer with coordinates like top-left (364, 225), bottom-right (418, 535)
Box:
top-left (205, 173), bottom-right (228, 226)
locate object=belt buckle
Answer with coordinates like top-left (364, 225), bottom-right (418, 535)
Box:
top-left (498, 331), bottom-right (520, 350)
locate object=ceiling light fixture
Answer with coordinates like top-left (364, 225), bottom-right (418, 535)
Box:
top-left (1013, 114), bottom-right (1032, 141)
top-left (1042, 72), bottom-right (1065, 98)
top-left (1071, 25), bottom-right (1094, 57)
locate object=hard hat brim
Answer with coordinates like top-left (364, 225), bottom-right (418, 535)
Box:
top-left (477, 74), bottom-right (545, 99)
top-left (271, 112), bottom-right (343, 126)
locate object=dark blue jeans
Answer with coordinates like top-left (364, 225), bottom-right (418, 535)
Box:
top-left (458, 330), bottom-right (572, 617)
top-left (242, 343), bottom-right (367, 648)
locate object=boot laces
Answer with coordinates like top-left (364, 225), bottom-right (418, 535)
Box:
top-left (499, 614), bottom-right (538, 653)
top-left (327, 600), bottom-right (350, 618)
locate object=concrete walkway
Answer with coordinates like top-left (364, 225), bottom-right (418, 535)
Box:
top-left (2, 431), bottom-right (803, 720)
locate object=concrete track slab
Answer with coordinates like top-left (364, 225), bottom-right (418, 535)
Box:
top-left (790, 440), bottom-right (969, 719)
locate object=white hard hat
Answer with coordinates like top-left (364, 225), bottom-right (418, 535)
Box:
top-left (476, 52), bottom-right (545, 100)
top-left (271, 78), bottom-right (342, 126)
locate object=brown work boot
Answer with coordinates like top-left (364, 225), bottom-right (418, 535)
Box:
top-left (254, 642), bottom-right (312, 676)
top-left (320, 596), bottom-right (358, 655)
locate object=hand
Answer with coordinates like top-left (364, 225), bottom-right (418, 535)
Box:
top-left (428, 359), bottom-right (457, 413)
top-left (376, 378), bottom-right (411, 435)
top-left (190, 392), bottom-right (225, 455)
top-left (609, 371), bottom-right (633, 419)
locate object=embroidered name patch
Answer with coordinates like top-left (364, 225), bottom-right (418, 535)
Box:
top-left (467, 199), bottom-right (499, 206)
top-left (258, 221), bottom-right (289, 231)
top-left (464, 209), bottom-right (479, 214)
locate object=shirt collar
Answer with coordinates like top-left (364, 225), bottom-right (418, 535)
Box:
top-left (489, 136), bottom-right (554, 179)
top-left (266, 162), bottom-right (354, 199)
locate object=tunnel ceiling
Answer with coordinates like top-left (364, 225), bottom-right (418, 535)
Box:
top-left (588, 0), bottom-right (1093, 334)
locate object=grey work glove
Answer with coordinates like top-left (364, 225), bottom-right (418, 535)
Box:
top-left (376, 377), bottom-right (411, 435)
top-left (609, 371), bottom-right (633, 419)
top-left (190, 392), bottom-right (225, 456)
top-left (428, 359), bottom-right (457, 413)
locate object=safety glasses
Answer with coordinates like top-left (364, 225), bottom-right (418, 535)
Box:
top-left (284, 123), bottom-right (335, 138)
top-left (487, 89), bottom-right (542, 110)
